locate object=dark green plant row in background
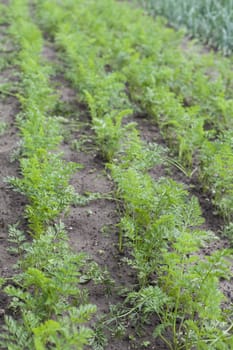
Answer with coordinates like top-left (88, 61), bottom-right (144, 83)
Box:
top-left (34, 0), bottom-right (233, 348)
top-left (137, 0), bottom-right (233, 55)
top-left (0, 1), bottom-right (97, 349)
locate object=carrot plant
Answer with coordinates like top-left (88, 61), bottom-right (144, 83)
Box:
top-left (1, 224), bottom-right (96, 350)
top-left (35, 1), bottom-right (134, 161)
top-left (55, 29), bottom-right (132, 160)
top-left (6, 0), bottom-right (77, 235)
top-left (34, 0), bottom-right (233, 348)
top-left (109, 133), bottom-right (232, 349)
top-left (7, 153), bottom-right (77, 235)
top-left (48, 0), bottom-right (233, 222)
top-left (0, 1), bottom-right (98, 349)
top-left (0, 121), bottom-right (7, 135)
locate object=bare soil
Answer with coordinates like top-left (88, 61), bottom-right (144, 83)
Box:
top-left (0, 68), bottom-right (26, 328)
top-left (0, 13), bottom-right (232, 350)
top-left (52, 72), bottom-right (169, 349)
top-left (134, 114), bottom-right (233, 305)
top-left (54, 69), bottom-right (232, 348)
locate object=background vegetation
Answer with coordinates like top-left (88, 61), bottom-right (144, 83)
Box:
top-left (137, 0), bottom-right (233, 55)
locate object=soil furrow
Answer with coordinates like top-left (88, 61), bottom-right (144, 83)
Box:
top-left (1, 1), bottom-right (231, 346)
top-left (41, 44), bottom-right (164, 350)
top-left (0, 30), bottom-right (27, 329)
top-left (58, 86), bottom-right (167, 350)
top-left (132, 114), bottom-right (233, 305)
top-left (40, 35), bottom-right (233, 348)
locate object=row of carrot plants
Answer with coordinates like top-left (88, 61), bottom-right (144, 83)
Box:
top-left (35, 0), bottom-right (233, 229)
top-left (0, 1), bottom-right (97, 349)
top-left (34, 0), bottom-right (233, 348)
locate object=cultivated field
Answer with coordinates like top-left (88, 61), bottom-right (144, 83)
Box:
top-left (0, 1), bottom-right (232, 349)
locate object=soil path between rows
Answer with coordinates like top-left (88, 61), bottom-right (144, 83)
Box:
top-left (43, 38), bottom-right (233, 348)
top-left (0, 7), bottom-right (232, 347)
top-left (41, 43), bottom-right (170, 349)
top-left (134, 114), bottom-right (233, 304)
top-left (0, 23), bottom-right (27, 328)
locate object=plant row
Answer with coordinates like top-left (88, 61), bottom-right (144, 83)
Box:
top-left (0, 1), bottom-right (97, 349)
top-left (137, 0), bottom-right (233, 55)
top-left (34, 0), bottom-right (233, 348)
top-left (35, 0), bottom-right (233, 228)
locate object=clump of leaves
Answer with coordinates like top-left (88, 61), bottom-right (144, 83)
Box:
top-left (0, 121), bottom-right (7, 135)
top-left (1, 223), bottom-right (96, 350)
top-left (33, 1), bottom-right (233, 349)
top-left (7, 152), bottom-right (78, 235)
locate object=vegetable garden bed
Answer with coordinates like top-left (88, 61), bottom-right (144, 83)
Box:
top-left (0, 0), bottom-right (232, 349)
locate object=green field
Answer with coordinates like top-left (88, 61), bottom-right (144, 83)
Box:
top-left (0, 1), bottom-right (232, 349)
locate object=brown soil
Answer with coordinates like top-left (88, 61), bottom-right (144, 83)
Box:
top-left (0, 74), bottom-right (26, 329)
top-left (52, 72), bottom-right (169, 350)
top-left (134, 114), bottom-right (233, 305)
top-left (52, 63), bottom-right (233, 348)
top-left (0, 13), bottom-right (232, 350)
top-left (0, 19), bottom-right (30, 345)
